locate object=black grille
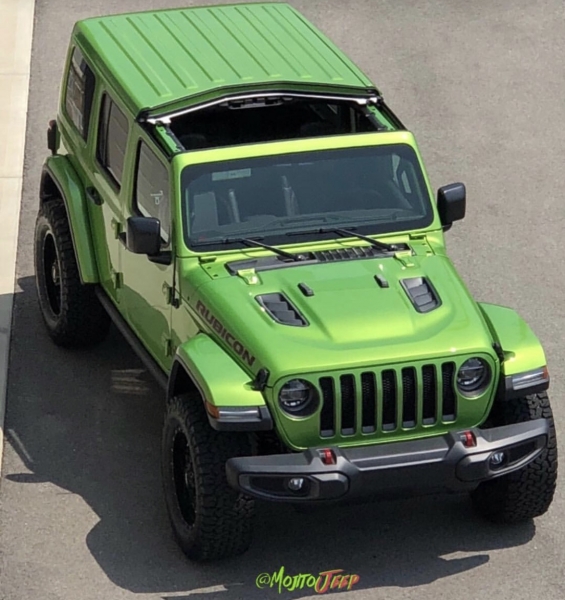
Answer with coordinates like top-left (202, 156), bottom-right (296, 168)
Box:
top-left (318, 362), bottom-right (458, 437)
top-left (256, 293), bottom-right (307, 326)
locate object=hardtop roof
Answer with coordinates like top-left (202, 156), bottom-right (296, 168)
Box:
top-left (74, 2), bottom-right (378, 118)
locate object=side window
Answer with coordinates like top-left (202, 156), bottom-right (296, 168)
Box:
top-left (135, 141), bottom-right (170, 243)
top-left (64, 47), bottom-right (95, 139)
top-left (97, 94), bottom-right (129, 186)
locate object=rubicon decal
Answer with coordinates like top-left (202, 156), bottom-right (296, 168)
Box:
top-left (196, 300), bottom-right (256, 367)
top-left (256, 567), bottom-right (360, 594)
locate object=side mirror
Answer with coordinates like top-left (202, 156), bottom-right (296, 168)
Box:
top-left (47, 120), bottom-right (58, 155)
top-left (437, 183), bottom-right (466, 230)
top-left (126, 216), bottom-right (161, 256)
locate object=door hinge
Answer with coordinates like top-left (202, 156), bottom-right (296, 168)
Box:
top-left (162, 282), bottom-right (180, 308)
top-left (111, 218), bottom-right (123, 239)
top-left (114, 272), bottom-right (123, 289)
top-left (164, 338), bottom-right (175, 357)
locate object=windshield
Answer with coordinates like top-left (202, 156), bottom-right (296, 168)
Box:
top-left (181, 144), bottom-right (435, 250)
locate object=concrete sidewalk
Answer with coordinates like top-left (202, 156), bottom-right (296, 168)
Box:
top-left (0, 0), bottom-right (35, 468)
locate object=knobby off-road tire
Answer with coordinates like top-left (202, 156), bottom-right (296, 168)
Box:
top-left (34, 199), bottom-right (110, 347)
top-left (471, 391), bottom-right (557, 523)
top-left (162, 393), bottom-right (255, 561)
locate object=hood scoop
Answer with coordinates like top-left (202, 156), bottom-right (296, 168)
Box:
top-left (401, 277), bottom-right (441, 313)
top-left (256, 293), bottom-right (308, 327)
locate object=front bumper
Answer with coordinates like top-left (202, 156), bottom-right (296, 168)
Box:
top-left (226, 419), bottom-right (549, 502)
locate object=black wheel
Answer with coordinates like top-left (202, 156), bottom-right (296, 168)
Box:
top-left (470, 391), bottom-right (558, 523)
top-left (161, 393), bottom-right (255, 561)
top-left (34, 199), bottom-right (110, 347)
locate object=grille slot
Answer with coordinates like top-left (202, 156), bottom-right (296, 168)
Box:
top-left (318, 362), bottom-right (459, 437)
top-left (256, 293), bottom-right (307, 326)
top-left (361, 372), bottom-right (376, 433)
top-left (340, 374), bottom-right (356, 435)
top-left (422, 364), bottom-right (437, 424)
top-left (402, 367), bottom-right (417, 427)
top-left (441, 362), bottom-right (457, 421)
top-left (381, 370), bottom-right (397, 431)
top-left (319, 377), bottom-right (335, 437)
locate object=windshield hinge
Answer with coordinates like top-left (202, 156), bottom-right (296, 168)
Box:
top-left (393, 251), bottom-right (416, 268)
top-left (237, 268), bottom-right (261, 285)
top-left (198, 255), bottom-right (217, 264)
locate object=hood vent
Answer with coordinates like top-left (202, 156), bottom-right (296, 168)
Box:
top-left (401, 277), bottom-right (441, 313)
top-left (256, 293), bottom-right (308, 327)
top-left (312, 245), bottom-right (407, 263)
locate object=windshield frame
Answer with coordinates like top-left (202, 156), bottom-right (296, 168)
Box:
top-left (175, 133), bottom-right (440, 255)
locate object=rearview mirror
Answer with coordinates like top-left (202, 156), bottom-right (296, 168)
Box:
top-left (126, 216), bottom-right (161, 256)
top-left (437, 183), bottom-right (466, 230)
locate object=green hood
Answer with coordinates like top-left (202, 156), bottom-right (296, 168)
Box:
top-left (186, 246), bottom-right (497, 383)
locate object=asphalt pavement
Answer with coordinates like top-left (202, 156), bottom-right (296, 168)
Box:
top-left (2, 1), bottom-right (565, 599)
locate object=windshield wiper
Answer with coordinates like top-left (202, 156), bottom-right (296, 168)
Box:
top-left (192, 237), bottom-right (301, 262)
top-left (286, 227), bottom-right (397, 252)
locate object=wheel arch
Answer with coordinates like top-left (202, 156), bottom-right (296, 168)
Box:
top-left (167, 334), bottom-right (273, 432)
top-left (478, 303), bottom-right (547, 376)
top-left (39, 156), bottom-right (99, 284)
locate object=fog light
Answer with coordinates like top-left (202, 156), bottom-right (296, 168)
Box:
top-left (288, 477), bottom-right (305, 491)
top-left (490, 451), bottom-right (506, 467)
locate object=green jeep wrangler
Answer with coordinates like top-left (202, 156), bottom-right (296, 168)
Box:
top-left (35, 2), bottom-right (557, 561)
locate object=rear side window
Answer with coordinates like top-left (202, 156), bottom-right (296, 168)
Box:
top-left (64, 47), bottom-right (95, 139)
top-left (97, 94), bottom-right (129, 186)
top-left (135, 141), bottom-right (170, 243)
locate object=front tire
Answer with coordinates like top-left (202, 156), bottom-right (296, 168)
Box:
top-left (34, 199), bottom-right (110, 347)
top-left (470, 391), bottom-right (557, 523)
top-left (161, 393), bottom-right (255, 561)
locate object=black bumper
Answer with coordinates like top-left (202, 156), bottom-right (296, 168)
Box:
top-left (225, 420), bottom-right (549, 502)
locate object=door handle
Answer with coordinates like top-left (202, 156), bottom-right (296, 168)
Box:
top-left (86, 186), bottom-right (103, 206)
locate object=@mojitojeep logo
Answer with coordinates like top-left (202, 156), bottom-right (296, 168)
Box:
top-left (256, 567), bottom-right (360, 594)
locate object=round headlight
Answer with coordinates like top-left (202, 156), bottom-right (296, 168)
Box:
top-left (457, 358), bottom-right (491, 396)
top-left (279, 379), bottom-right (319, 416)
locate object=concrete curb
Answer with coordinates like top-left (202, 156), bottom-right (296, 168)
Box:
top-left (0, 0), bottom-right (36, 472)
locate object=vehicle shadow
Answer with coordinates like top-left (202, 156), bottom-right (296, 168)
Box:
top-left (3, 276), bottom-right (536, 598)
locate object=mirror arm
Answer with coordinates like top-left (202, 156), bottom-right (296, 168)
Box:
top-left (148, 251), bottom-right (173, 265)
